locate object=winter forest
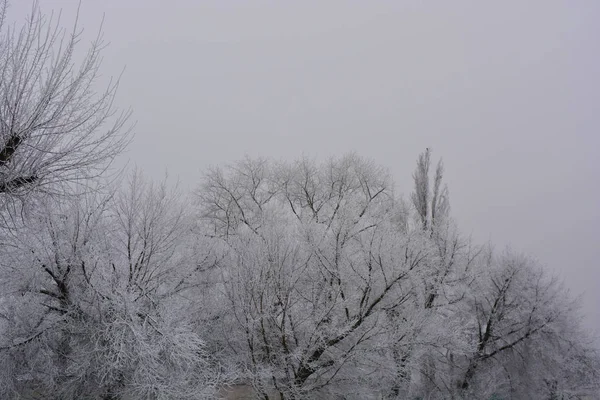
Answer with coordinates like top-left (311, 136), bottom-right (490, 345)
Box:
top-left (0, 1), bottom-right (599, 399)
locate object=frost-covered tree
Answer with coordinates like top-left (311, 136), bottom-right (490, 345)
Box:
top-left (197, 155), bottom-right (433, 398)
top-left (457, 250), bottom-right (600, 398)
top-left (0, 173), bottom-right (222, 399)
top-left (0, 0), bottom-right (131, 227)
top-left (410, 148), bottom-right (449, 234)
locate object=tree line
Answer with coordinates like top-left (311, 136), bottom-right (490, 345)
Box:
top-left (0, 2), bottom-right (598, 399)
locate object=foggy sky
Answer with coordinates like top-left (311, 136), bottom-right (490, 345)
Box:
top-left (6, 1), bottom-right (599, 338)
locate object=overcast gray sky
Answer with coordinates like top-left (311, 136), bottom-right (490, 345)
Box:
top-left (8, 1), bottom-right (599, 337)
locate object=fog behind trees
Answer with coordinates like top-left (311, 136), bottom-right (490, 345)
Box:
top-left (1, 1), bottom-right (599, 399)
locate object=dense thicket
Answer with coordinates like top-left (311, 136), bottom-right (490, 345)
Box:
top-left (193, 153), bottom-right (599, 399)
